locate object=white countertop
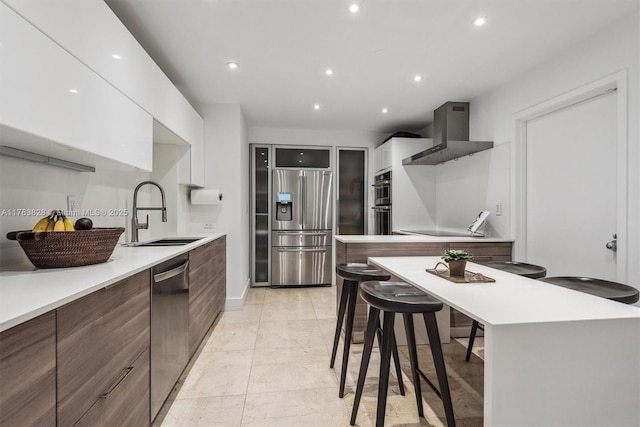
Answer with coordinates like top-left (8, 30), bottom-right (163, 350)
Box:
top-left (335, 234), bottom-right (513, 243)
top-left (368, 256), bottom-right (640, 326)
top-left (0, 232), bottom-right (226, 332)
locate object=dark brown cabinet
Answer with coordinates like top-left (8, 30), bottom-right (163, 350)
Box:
top-left (56, 270), bottom-right (150, 427)
top-left (189, 236), bottom-right (226, 356)
top-left (0, 312), bottom-right (56, 426)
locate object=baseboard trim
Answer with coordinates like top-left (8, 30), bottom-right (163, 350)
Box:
top-left (224, 278), bottom-right (250, 311)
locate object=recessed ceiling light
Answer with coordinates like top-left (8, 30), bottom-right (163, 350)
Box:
top-left (413, 75), bottom-right (423, 82)
top-left (69, 89), bottom-right (78, 93)
top-left (325, 68), bottom-right (334, 76)
top-left (381, 108), bottom-right (388, 114)
top-left (227, 62), bottom-right (239, 70)
top-left (473, 15), bottom-right (487, 26)
top-left (313, 104), bottom-right (321, 110)
top-left (348, 3), bottom-right (360, 13)
top-left (111, 54), bottom-right (121, 59)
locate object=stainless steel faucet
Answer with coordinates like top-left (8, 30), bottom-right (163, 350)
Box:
top-left (131, 181), bottom-right (167, 242)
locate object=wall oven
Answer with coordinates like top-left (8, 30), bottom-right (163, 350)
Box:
top-left (373, 171), bottom-right (391, 205)
top-left (372, 171), bottom-right (392, 235)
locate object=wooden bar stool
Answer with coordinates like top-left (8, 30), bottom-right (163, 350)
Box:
top-left (465, 261), bottom-right (547, 362)
top-left (538, 276), bottom-right (639, 304)
top-left (332, 263), bottom-right (405, 398)
top-left (351, 281), bottom-right (455, 427)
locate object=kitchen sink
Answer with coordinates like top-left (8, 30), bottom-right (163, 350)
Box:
top-left (126, 237), bottom-right (204, 247)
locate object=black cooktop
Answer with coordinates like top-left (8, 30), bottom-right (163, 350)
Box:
top-left (401, 230), bottom-right (476, 237)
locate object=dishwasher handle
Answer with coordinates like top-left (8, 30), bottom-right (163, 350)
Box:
top-left (154, 260), bottom-right (189, 282)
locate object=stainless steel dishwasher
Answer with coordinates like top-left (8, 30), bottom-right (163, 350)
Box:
top-left (150, 253), bottom-right (189, 421)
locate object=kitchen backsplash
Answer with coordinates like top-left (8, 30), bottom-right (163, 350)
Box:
top-left (0, 154), bottom-right (151, 267)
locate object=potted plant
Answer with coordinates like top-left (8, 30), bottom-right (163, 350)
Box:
top-left (442, 249), bottom-right (474, 277)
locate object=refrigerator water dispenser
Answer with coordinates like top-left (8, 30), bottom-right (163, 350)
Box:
top-left (276, 192), bottom-right (292, 221)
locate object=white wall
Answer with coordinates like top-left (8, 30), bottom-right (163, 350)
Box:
top-left (459, 11), bottom-right (639, 285)
top-left (0, 153), bottom-right (150, 267)
top-left (192, 103), bottom-right (249, 309)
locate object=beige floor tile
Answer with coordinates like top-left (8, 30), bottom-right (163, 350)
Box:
top-left (259, 299), bottom-right (318, 322)
top-left (252, 345), bottom-right (330, 366)
top-left (160, 395), bottom-right (245, 427)
top-left (263, 287), bottom-right (312, 304)
top-left (247, 360), bottom-right (338, 394)
top-left (306, 285), bottom-right (337, 305)
top-left (200, 323), bottom-right (258, 352)
top-left (241, 388), bottom-right (352, 427)
top-left (255, 319), bottom-right (326, 349)
top-left (244, 288), bottom-right (267, 306)
top-left (217, 304), bottom-right (263, 325)
top-left (177, 349), bottom-right (254, 399)
top-left (311, 302), bottom-right (338, 319)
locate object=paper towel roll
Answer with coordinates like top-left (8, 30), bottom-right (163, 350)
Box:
top-left (190, 189), bottom-right (223, 205)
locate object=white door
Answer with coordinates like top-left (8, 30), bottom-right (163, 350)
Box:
top-left (525, 92), bottom-right (617, 279)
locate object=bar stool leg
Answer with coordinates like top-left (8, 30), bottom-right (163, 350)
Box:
top-left (375, 317), bottom-right (406, 396)
top-left (350, 306), bottom-right (380, 426)
top-left (390, 330), bottom-right (406, 396)
top-left (402, 313), bottom-right (423, 417)
top-left (465, 320), bottom-right (479, 362)
top-left (339, 281), bottom-right (359, 398)
top-left (330, 280), bottom-right (350, 368)
top-left (375, 311), bottom-right (396, 427)
top-left (423, 313), bottom-right (455, 427)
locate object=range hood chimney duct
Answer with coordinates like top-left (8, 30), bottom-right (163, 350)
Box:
top-left (402, 102), bottom-right (493, 165)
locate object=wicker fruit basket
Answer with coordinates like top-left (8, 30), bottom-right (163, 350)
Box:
top-left (7, 228), bottom-right (125, 269)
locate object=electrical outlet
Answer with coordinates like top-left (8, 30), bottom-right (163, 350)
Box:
top-left (495, 202), bottom-right (502, 216)
top-left (203, 222), bottom-right (215, 229)
top-left (67, 195), bottom-right (78, 214)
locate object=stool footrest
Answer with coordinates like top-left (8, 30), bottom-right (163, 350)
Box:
top-left (417, 368), bottom-right (441, 400)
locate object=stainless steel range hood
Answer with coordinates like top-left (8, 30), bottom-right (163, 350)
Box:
top-left (402, 102), bottom-right (493, 165)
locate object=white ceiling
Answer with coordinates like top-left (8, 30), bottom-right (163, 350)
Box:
top-left (105, 0), bottom-right (638, 134)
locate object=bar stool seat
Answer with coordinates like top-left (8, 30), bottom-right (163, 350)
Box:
top-left (479, 261), bottom-right (547, 279)
top-left (351, 281), bottom-right (455, 427)
top-left (332, 263), bottom-right (405, 399)
top-left (538, 276), bottom-right (639, 304)
top-left (465, 261), bottom-right (547, 362)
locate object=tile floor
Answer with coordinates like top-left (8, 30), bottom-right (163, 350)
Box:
top-left (154, 286), bottom-right (485, 427)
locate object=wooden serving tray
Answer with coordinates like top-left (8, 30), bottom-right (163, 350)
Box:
top-left (426, 264), bottom-right (495, 284)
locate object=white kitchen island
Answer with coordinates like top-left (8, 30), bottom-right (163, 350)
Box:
top-left (368, 256), bottom-right (640, 427)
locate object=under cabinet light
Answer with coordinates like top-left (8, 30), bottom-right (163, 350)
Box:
top-left (0, 146), bottom-right (95, 172)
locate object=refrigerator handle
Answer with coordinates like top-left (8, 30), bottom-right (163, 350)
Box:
top-left (302, 174), bottom-right (307, 227)
top-left (298, 173), bottom-right (304, 227)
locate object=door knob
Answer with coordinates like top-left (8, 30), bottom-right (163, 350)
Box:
top-left (605, 234), bottom-right (617, 252)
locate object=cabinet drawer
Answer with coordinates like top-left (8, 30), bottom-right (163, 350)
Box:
top-left (0, 312), bottom-right (56, 426)
top-left (57, 270), bottom-right (150, 426)
top-left (74, 349), bottom-right (150, 427)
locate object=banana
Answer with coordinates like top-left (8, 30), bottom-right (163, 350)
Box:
top-left (60, 211), bottom-right (75, 231)
top-left (45, 216), bottom-right (56, 232)
top-left (63, 215), bottom-right (75, 231)
top-left (32, 215), bottom-right (51, 232)
top-left (53, 217), bottom-right (65, 231)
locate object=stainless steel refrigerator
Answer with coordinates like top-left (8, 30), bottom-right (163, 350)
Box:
top-left (271, 169), bottom-right (332, 287)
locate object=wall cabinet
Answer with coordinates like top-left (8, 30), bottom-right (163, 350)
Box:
top-left (189, 236), bottom-right (227, 356)
top-left (0, 312), bottom-right (56, 426)
top-left (4, 0), bottom-right (205, 151)
top-left (0, 3), bottom-right (153, 171)
top-left (178, 121), bottom-right (205, 187)
top-left (56, 270), bottom-right (150, 427)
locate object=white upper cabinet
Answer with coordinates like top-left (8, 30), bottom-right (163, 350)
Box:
top-left (3, 0), bottom-right (204, 150)
top-left (374, 142), bottom-right (393, 173)
top-left (0, 3), bottom-right (152, 170)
